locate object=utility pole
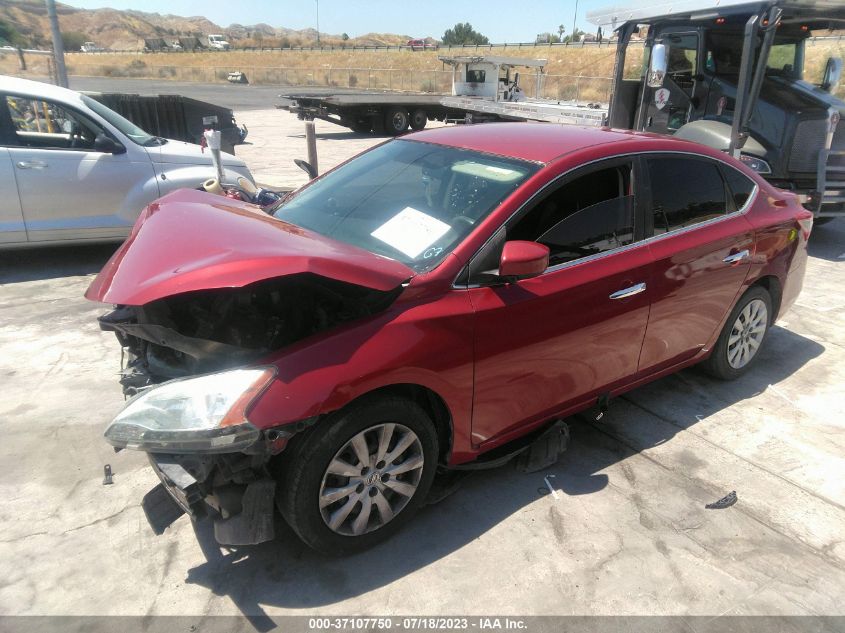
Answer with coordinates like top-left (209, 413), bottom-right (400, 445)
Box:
top-left (316, 0), bottom-right (320, 46)
top-left (572, 0), bottom-right (579, 44)
top-left (45, 0), bottom-right (68, 87)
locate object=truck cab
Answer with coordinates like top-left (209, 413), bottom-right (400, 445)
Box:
top-left (590, 0), bottom-right (845, 220)
top-left (207, 34), bottom-right (231, 50)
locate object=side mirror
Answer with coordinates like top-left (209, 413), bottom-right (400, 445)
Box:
top-left (647, 42), bottom-right (668, 88)
top-left (822, 57), bottom-right (842, 93)
top-left (499, 241), bottom-right (550, 280)
top-left (294, 158), bottom-right (317, 180)
top-left (94, 133), bottom-right (125, 154)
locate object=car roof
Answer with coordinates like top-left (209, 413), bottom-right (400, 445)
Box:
top-left (403, 122), bottom-right (693, 164)
top-left (0, 75), bottom-right (85, 105)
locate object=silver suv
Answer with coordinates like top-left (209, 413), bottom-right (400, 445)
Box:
top-left (0, 76), bottom-right (254, 248)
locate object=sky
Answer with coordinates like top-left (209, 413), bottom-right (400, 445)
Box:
top-left (65, 0), bottom-right (610, 42)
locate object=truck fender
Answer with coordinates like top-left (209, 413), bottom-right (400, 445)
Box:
top-left (674, 119), bottom-right (767, 157)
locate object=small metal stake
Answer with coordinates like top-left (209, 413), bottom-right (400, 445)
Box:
top-left (305, 120), bottom-right (319, 177)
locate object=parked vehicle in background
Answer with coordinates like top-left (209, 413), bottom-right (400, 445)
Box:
top-left (80, 42), bottom-right (103, 53)
top-left (0, 76), bottom-right (254, 248)
top-left (588, 0), bottom-right (845, 223)
top-left (284, 55), bottom-right (605, 136)
top-left (87, 122), bottom-right (812, 555)
top-left (407, 39), bottom-right (437, 50)
top-left (207, 34), bottom-right (231, 50)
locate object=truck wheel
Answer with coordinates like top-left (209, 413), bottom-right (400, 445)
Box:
top-left (277, 396), bottom-right (438, 555)
top-left (410, 109), bottom-right (428, 131)
top-left (384, 108), bottom-right (410, 135)
top-left (701, 286), bottom-right (772, 381)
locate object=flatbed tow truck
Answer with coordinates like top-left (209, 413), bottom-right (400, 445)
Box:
top-left (281, 55), bottom-right (607, 135)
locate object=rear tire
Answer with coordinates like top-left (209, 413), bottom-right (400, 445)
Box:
top-left (277, 396), bottom-right (438, 555)
top-left (384, 108), bottom-right (410, 135)
top-left (410, 109), bottom-right (428, 131)
top-left (701, 286), bottom-right (772, 380)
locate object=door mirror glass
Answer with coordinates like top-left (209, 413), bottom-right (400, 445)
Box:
top-left (648, 42), bottom-right (668, 88)
top-left (822, 57), bottom-right (842, 93)
top-left (499, 241), bottom-right (549, 280)
top-left (94, 133), bottom-right (125, 154)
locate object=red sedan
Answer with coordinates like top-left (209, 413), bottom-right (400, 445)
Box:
top-left (87, 123), bottom-right (812, 554)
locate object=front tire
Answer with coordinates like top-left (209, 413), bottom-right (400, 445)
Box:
top-left (701, 286), bottom-right (772, 380)
top-left (277, 396), bottom-right (438, 555)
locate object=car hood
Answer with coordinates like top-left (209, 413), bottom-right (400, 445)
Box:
top-left (146, 140), bottom-right (246, 167)
top-left (85, 189), bottom-right (415, 306)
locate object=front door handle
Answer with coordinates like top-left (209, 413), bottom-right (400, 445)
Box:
top-left (16, 160), bottom-right (48, 170)
top-left (609, 282), bottom-right (646, 300)
top-left (723, 249), bottom-right (750, 265)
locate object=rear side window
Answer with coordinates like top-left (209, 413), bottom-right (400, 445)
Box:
top-left (648, 158), bottom-right (727, 234)
top-left (722, 165), bottom-right (756, 210)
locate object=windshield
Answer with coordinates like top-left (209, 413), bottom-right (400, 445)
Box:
top-left (80, 95), bottom-right (158, 146)
top-left (272, 139), bottom-right (537, 272)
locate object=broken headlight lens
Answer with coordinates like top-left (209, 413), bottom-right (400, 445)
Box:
top-left (104, 368), bottom-right (274, 453)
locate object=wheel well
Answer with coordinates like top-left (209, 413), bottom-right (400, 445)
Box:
top-left (750, 275), bottom-right (782, 323)
top-left (346, 384), bottom-right (453, 463)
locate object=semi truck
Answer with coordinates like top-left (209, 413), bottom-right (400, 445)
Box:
top-left (282, 55), bottom-right (606, 135)
top-left (588, 0), bottom-right (845, 221)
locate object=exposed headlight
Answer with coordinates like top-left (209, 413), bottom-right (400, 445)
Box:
top-left (739, 154), bottom-right (772, 175)
top-left (104, 368), bottom-right (274, 453)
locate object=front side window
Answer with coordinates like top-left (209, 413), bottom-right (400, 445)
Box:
top-left (81, 95), bottom-right (157, 146)
top-left (5, 96), bottom-right (102, 150)
top-left (271, 140), bottom-right (537, 272)
top-left (498, 163), bottom-right (636, 267)
top-left (466, 69), bottom-right (486, 83)
top-left (648, 158), bottom-right (727, 233)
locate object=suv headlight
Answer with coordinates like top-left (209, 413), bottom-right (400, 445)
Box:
top-left (104, 368), bottom-right (274, 453)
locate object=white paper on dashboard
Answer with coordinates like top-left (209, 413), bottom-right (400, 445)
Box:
top-left (370, 207), bottom-right (451, 258)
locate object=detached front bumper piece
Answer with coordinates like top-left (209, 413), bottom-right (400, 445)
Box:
top-left (142, 453), bottom-right (276, 546)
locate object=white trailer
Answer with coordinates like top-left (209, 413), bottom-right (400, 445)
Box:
top-left (283, 55), bottom-right (609, 134)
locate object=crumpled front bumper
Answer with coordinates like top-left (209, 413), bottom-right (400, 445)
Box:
top-left (143, 453), bottom-right (276, 546)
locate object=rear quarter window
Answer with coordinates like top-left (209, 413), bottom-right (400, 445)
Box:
top-left (721, 165), bottom-right (757, 210)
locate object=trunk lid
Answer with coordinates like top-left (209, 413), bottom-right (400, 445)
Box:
top-left (85, 189), bottom-right (414, 306)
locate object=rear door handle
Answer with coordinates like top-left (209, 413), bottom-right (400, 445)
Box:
top-left (16, 160), bottom-right (48, 170)
top-left (723, 249), bottom-right (750, 265)
top-left (609, 282), bottom-right (646, 300)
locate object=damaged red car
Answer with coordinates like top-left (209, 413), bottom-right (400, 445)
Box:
top-left (87, 123), bottom-right (812, 554)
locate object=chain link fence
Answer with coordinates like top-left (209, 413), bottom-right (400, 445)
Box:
top-left (66, 63), bottom-right (612, 102)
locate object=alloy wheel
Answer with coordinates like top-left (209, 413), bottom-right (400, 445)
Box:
top-left (318, 423), bottom-right (424, 536)
top-left (727, 298), bottom-right (768, 369)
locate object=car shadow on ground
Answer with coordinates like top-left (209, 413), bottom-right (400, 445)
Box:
top-left (0, 243), bottom-right (118, 284)
top-left (808, 218), bottom-right (844, 262)
top-left (182, 324), bottom-right (823, 624)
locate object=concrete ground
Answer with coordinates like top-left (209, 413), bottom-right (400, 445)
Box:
top-left (1, 102), bottom-right (844, 620)
top-left (231, 108), bottom-right (445, 189)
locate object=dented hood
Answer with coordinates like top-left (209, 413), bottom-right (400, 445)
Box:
top-left (85, 189), bottom-right (414, 306)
